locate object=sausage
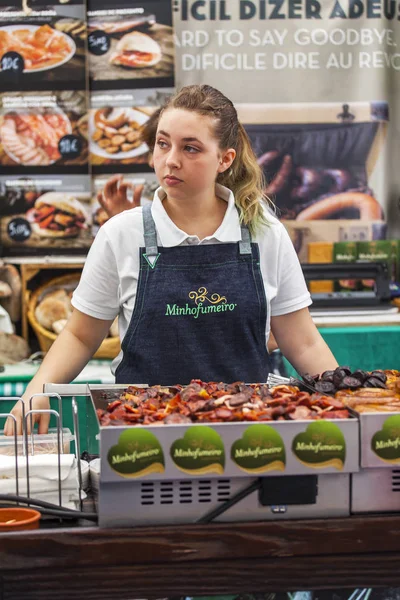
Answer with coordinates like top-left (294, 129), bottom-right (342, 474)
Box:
top-left (291, 167), bottom-right (322, 200)
top-left (265, 154), bottom-right (292, 196)
top-left (322, 169), bottom-right (352, 193)
top-left (257, 150), bottom-right (280, 168)
top-left (295, 192), bottom-right (383, 221)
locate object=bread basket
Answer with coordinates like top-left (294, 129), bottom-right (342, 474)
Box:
top-left (27, 273), bottom-right (120, 360)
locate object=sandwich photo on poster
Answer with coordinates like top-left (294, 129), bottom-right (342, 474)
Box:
top-left (0, 174), bottom-right (92, 253)
top-left (0, 0), bottom-right (86, 91)
top-left (91, 172), bottom-right (157, 236)
top-left (0, 91), bottom-right (88, 171)
top-left (87, 0), bottom-right (174, 91)
top-left (238, 102), bottom-right (388, 222)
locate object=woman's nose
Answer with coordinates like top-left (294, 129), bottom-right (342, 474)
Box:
top-left (166, 148), bottom-right (180, 168)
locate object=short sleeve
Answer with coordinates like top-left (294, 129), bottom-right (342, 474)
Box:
top-left (71, 227), bottom-right (120, 321)
top-left (270, 226), bottom-right (312, 317)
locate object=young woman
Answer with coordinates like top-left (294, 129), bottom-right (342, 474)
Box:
top-left (5, 84), bottom-right (337, 435)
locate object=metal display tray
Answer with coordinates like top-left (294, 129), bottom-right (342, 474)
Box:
top-left (88, 384), bottom-right (360, 483)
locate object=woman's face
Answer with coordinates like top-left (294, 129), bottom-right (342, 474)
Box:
top-left (152, 108), bottom-right (235, 201)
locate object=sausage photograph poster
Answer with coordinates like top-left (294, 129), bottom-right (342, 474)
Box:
top-left (0, 0), bottom-right (87, 92)
top-left (173, 0), bottom-right (400, 236)
top-left (239, 102), bottom-right (388, 221)
top-left (87, 0), bottom-right (175, 91)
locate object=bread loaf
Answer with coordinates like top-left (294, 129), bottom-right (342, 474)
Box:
top-left (35, 298), bottom-right (70, 331)
top-left (0, 281), bottom-right (12, 298)
top-left (0, 332), bottom-right (30, 363)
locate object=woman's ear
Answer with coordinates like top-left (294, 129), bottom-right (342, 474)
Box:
top-left (218, 148), bottom-right (236, 174)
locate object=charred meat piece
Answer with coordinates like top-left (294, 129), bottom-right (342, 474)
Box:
top-left (314, 381), bottom-right (336, 395)
top-left (338, 376), bottom-right (363, 390)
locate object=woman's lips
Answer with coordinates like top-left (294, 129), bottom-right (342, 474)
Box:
top-left (164, 175), bottom-right (183, 186)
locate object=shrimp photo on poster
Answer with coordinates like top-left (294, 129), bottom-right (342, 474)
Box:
top-left (0, 0), bottom-right (87, 91)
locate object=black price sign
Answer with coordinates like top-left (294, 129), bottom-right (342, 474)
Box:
top-left (7, 218), bottom-right (31, 242)
top-left (1, 52), bottom-right (24, 74)
top-left (88, 30), bottom-right (110, 55)
top-left (58, 134), bottom-right (82, 160)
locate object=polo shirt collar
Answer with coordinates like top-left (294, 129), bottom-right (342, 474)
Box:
top-left (151, 184), bottom-right (242, 247)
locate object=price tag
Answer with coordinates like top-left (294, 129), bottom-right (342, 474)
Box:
top-left (7, 218), bottom-right (31, 242)
top-left (58, 135), bottom-right (82, 160)
top-left (88, 30), bottom-right (110, 56)
top-left (1, 52), bottom-right (24, 75)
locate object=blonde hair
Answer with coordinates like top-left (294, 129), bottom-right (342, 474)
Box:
top-left (146, 85), bottom-right (273, 235)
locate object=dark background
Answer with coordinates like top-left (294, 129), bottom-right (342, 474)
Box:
top-left (87, 0), bottom-right (172, 27)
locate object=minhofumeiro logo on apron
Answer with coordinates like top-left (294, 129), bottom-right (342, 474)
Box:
top-left (165, 287), bottom-right (237, 318)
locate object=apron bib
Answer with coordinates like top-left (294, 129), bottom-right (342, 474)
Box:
top-left (115, 204), bottom-right (271, 385)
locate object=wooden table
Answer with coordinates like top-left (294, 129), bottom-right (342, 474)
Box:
top-left (1, 515), bottom-right (400, 600)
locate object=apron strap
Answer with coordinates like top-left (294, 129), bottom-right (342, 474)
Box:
top-left (142, 204), bottom-right (158, 256)
top-left (142, 202), bottom-right (252, 256)
top-left (239, 224), bottom-right (252, 255)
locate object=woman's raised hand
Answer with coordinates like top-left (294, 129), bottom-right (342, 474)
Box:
top-left (98, 175), bottom-right (144, 219)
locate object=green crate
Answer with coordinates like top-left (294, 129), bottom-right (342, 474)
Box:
top-left (284, 326), bottom-right (400, 378)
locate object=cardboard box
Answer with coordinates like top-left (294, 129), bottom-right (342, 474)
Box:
top-left (307, 242), bottom-right (333, 293)
top-left (333, 242), bottom-right (358, 292)
top-left (355, 410), bottom-right (400, 469)
top-left (357, 241), bottom-right (394, 290)
top-left (283, 220), bottom-right (387, 263)
top-left (390, 240), bottom-right (400, 282)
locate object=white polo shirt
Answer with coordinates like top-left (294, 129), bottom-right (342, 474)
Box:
top-left (72, 184), bottom-right (311, 371)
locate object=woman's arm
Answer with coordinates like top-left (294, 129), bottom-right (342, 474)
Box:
top-left (271, 308), bottom-right (338, 376)
top-left (4, 309), bottom-right (113, 435)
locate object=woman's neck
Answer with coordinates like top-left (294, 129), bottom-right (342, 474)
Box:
top-left (162, 191), bottom-right (227, 240)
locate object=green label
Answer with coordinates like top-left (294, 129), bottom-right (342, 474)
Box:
top-left (231, 424), bottom-right (286, 474)
top-left (372, 415), bottom-right (400, 463)
top-left (292, 421), bottom-right (346, 470)
top-left (107, 429), bottom-right (165, 478)
top-left (170, 426), bottom-right (225, 475)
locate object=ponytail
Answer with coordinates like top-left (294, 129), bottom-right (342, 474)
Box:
top-left (217, 123), bottom-right (273, 236)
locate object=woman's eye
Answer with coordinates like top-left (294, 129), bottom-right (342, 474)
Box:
top-left (157, 140), bottom-right (168, 149)
top-left (185, 145), bottom-right (199, 153)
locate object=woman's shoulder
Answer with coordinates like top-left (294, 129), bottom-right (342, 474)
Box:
top-left (101, 206), bottom-right (144, 235)
top-left (96, 206), bottom-right (145, 252)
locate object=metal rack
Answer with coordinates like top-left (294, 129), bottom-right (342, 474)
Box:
top-left (0, 393), bottom-right (84, 514)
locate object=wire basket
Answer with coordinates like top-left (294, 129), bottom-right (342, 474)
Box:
top-left (27, 273), bottom-right (120, 360)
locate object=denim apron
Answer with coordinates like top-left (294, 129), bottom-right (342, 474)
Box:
top-left (115, 204), bottom-right (271, 385)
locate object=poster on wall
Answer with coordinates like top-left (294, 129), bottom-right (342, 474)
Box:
top-left (87, 0), bottom-right (175, 91)
top-left (238, 101), bottom-right (388, 222)
top-left (172, 0), bottom-right (400, 240)
top-left (0, 0), bottom-right (86, 91)
top-left (0, 174), bottom-right (92, 254)
top-left (0, 91), bottom-right (88, 173)
top-left (89, 88), bottom-right (173, 174)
